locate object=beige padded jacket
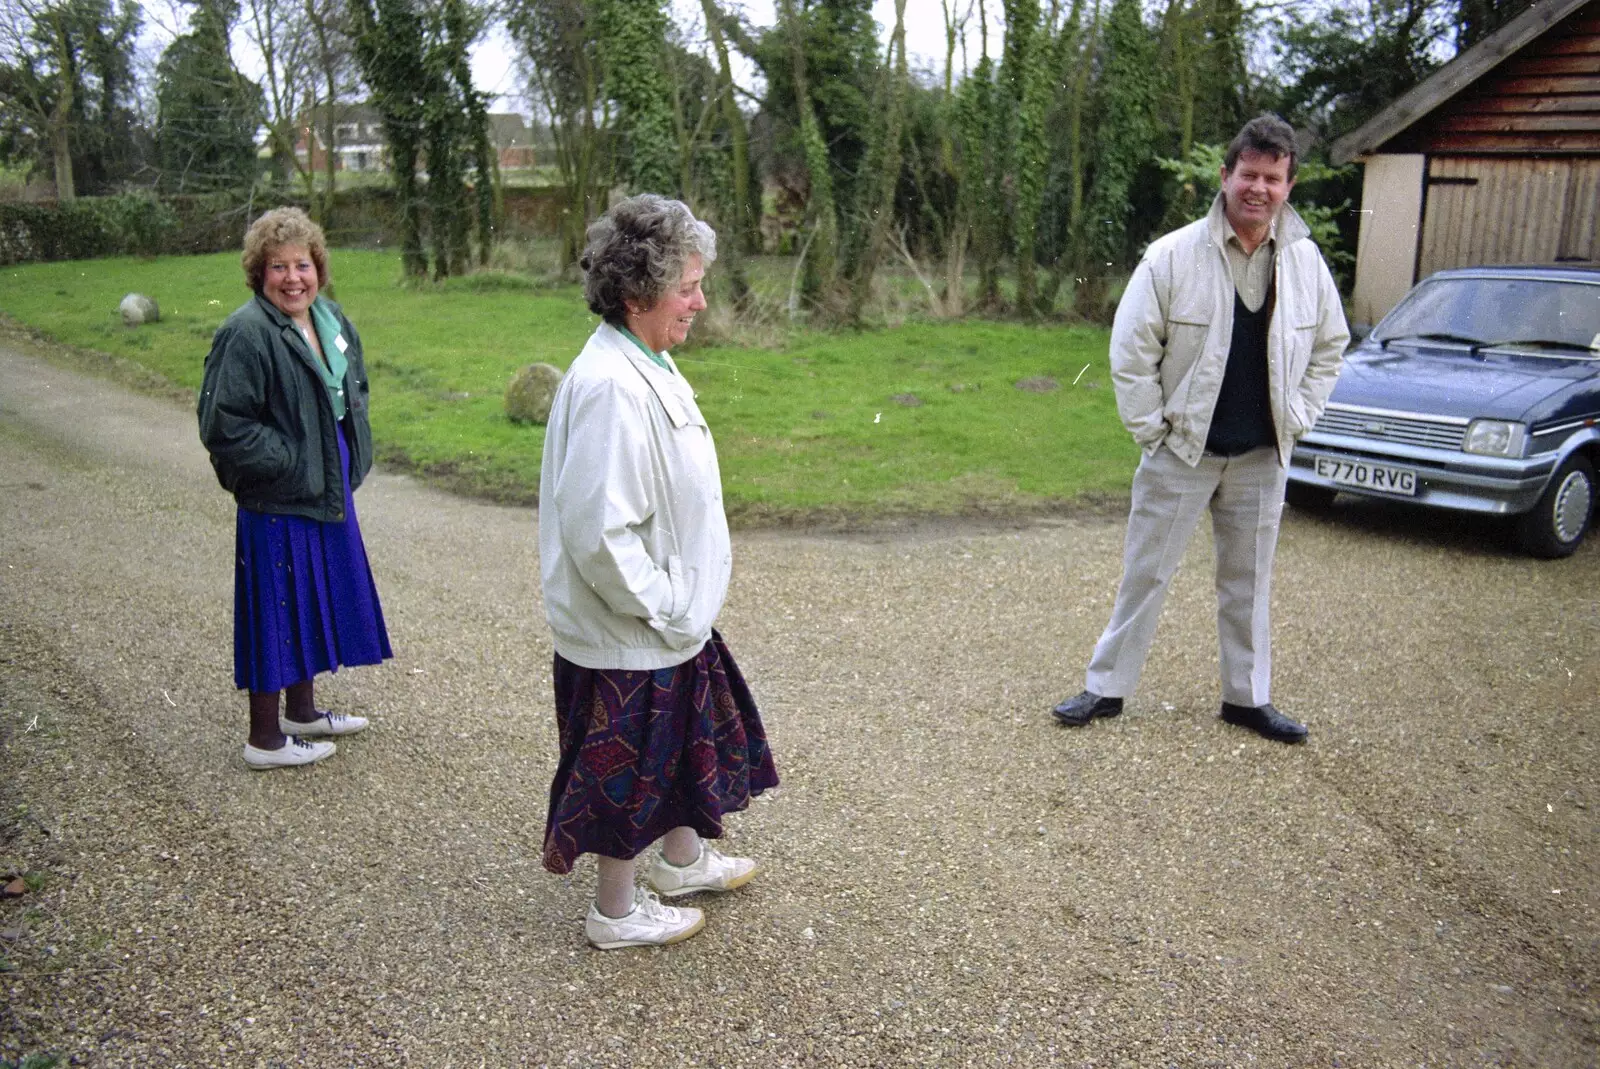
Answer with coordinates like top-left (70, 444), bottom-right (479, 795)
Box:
top-left (1109, 195), bottom-right (1350, 466)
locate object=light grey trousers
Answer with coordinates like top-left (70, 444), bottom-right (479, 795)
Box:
top-left (1085, 444), bottom-right (1289, 707)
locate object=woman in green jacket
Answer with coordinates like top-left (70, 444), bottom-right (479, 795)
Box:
top-left (197, 207), bottom-right (391, 770)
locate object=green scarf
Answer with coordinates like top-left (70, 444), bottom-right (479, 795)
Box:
top-left (307, 296), bottom-right (351, 420)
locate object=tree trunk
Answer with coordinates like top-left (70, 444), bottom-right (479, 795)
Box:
top-left (845, 0), bottom-right (909, 323)
top-left (700, 0), bottom-right (756, 254)
top-left (305, 0), bottom-right (340, 224)
top-left (48, 13), bottom-right (76, 202)
top-left (778, 0), bottom-right (838, 311)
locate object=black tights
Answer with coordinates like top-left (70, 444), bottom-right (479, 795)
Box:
top-left (246, 679), bottom-right (318, 749)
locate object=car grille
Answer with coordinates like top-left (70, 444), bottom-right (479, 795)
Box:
top-left (1313, 406), bottom-right (1466, 450)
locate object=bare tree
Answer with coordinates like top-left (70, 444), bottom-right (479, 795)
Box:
top-left (238, 0), bottom-right (357, 217)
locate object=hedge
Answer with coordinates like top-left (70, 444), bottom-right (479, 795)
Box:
top-left (0, 186), bottom-right (566, 266)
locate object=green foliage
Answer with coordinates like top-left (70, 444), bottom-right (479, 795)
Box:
top-left (1155, 142), bottom-right (1356, 282)
top-left (350, 0), bottom-right (494, 279)
top-left (155, 0), bottom-right (265, 192)
top-left (1456, 0), bottom-right (1530, 48)
top-left (594, 0), bottom-right (677, 195)
top-left (0, 0), bottom-right (147, 196)
top-left (1081, 0), bottom-right (1163, 270)
top-left (1268, 1), bottom-right (1451, 143)
top-left (754, 0), bottom-right (879, 236)
top-left (1002, 0), bottom-right (1051, 314)
top-left (0, 194), bottom-right (179, 264)
top-left (955, 53), bottom-right (1003, 307)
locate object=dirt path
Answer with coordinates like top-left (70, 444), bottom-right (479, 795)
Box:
top-left (1, 342), bottom-right (1596, 1067)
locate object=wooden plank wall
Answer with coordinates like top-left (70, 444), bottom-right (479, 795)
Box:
top-left (1418, 157), bottom-right (1600, 275)
top-left (1417, 3), bottom-right (1600, 153)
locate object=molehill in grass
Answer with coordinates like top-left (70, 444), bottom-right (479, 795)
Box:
top-left (505, 363), bottom-right (564, 424)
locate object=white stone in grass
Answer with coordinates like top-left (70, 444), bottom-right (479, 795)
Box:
top-left (119, 293), bottom-right (160, 326)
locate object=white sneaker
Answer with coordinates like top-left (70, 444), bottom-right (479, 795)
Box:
top-left (585, 889), bottom-right (704, 950)
top-left (243, 736), bottom-right (336, 769)
top-left (280, 711), bottom-right (369, 737)
top-left (646, 845), bottom-right (759, 898)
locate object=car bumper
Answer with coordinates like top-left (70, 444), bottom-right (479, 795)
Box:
top-left (1288, 433), bottom-right (1556, 515)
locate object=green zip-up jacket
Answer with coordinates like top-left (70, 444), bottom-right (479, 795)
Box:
top-left (197, 293), bottom-right (373, 522)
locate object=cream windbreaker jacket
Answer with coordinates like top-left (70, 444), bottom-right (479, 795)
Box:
top-left (1110, 195), bottom-right (1350, 466)
top-left (539, 322), bottom-right (733, 670)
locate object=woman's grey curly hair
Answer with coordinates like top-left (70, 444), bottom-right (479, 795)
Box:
top-left (242, 207), bottom-right (330, 293)
top-left (581, 194), bottom-right (717, 324)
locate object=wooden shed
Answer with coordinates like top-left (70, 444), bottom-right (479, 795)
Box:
top-left (1335, 0), bottom-right (1600, 326)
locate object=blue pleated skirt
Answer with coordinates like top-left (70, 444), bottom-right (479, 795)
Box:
top-left (232, 423), bottom-right (392, 692)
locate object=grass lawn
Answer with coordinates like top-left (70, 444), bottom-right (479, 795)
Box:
top-left (0, 250), bottom-right (1137, 522)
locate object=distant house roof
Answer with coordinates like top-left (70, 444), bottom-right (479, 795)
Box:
top-left (1331, 0), bottom-right (1596, 163)
top-left (301, 104), bottom-right (536, 152)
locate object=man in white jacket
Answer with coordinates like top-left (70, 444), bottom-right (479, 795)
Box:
top-left (1052, 115), bottom-right (1349, 743)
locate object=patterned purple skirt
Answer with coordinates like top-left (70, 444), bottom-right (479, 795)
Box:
top-left (232, 423), bottom-right (392, 693)
top-left (542, 631), bottom-right (779, 874)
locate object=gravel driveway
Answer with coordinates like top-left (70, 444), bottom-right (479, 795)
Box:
top-left (1, 341), bottom-right (1596, 1067)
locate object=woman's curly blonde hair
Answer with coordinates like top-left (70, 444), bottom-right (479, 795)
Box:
top-left (241, 207), bottom-right (330, 293)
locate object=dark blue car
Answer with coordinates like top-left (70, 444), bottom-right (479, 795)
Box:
top-left (1286, 264), bottom-right (1600, 557)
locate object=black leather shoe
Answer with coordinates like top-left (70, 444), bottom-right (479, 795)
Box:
top-left (1052, 690), bottom-right (1123, 726)
top-left (1219, 702), bottom-right (1308, 743)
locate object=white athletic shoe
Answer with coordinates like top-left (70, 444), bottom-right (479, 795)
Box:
top-left (585, 889), bottom-right (705, 950)
top-left (280, 711), bottom-right (369, 737)
top-left (646, 845), bottom-right (759, 898)
top-left (243, 736), bottom-right (336, 769)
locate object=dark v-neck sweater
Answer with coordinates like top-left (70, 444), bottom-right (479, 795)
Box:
top-left (1204, 274), bottom-right (1278, 456)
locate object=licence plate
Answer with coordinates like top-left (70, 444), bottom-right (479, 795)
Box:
top-left (1314, 456), bottom-right (1417, 496)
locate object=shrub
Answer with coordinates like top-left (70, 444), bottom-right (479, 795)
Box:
top-left (0, 194), bottom-right (180, 265)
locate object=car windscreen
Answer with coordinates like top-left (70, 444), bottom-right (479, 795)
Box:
top-left (1373, 276), bottom-right (1600, 354)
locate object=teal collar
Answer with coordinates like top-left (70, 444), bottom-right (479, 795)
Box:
top-left (618, 324), bottom-right (673, 373)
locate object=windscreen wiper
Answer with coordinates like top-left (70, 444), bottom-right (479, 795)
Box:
top-left (1473, 338), bottom-right (1599, 356)
top-left (1378, 331), bottom-right (1484, 350)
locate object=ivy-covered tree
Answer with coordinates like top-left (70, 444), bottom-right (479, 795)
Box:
top-left (155, 0), bottom-right (265, 192)
top-left (955, 43), bottom-right (1003, 309)
top-left (0, 0), bottom-right (147, 200)
top-left (350, 0), bottom-right (426, 274)
top-left (698, 0), bottom-right (757, 261)
top-left (1001, 0), bottom-right (1051, 315)
top-left (843, 0), bottom-right (908, 322)
top-left (756, 0), bottom-right (879, 311)
top-left (350, 0), bottom-right (493, 279)
top-left (594, 0), bottom-right (676, 195)
top-left (1079, 0), bottom-right (1161, 279)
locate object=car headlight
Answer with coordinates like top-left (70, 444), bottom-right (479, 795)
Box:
top-left (1462, 419), bottom-right (1527, 457)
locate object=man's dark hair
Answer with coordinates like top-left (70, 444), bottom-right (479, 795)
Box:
top-left (1223, 114), bottom-right (1299, 181)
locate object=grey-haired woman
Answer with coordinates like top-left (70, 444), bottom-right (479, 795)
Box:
top-left (537, 194), bottom-right (779, 949)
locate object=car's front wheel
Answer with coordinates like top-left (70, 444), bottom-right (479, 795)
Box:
top-left (1513, 453), bottom-right (1595, 558)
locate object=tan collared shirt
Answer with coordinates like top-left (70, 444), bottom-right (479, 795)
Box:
top-left (1222, 215), bottom-right (1277, 313)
